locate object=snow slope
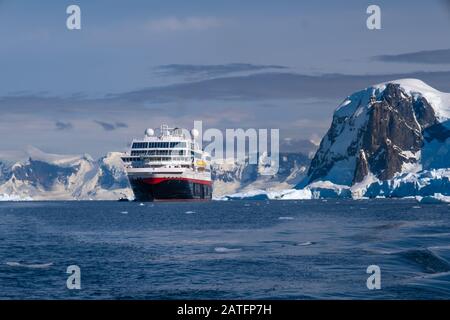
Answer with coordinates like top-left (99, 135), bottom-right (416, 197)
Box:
top-left (0, 148), bottom-right (133, 201)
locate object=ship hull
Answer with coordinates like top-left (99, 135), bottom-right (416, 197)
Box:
top-left (129, 177), bottom-right (212, 201)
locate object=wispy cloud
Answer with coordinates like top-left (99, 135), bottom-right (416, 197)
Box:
top-left (373, 48), bottom-right (450, 64)
top-left (5, 71), bottom-right (450, 110)
top-left (146, 17), bottom-right (223, 32)
top-left (114, 71), bottom-right (450, 103)
top-left (154, 63), bottom-right (288, 80)
top-left (114, 122), bottom-right (128, 128)
top-left (55, 121), bottom-right (73, 131)
top-left (94, 120), bottom-right (128, 131)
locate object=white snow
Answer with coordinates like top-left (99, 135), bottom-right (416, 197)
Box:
top-left (350, 172), bottom-right (379, 199)
top-left (308, 180), bottom-right (349, 190)
top-left (274, 188), bottom-right (312, 200)
top-left (0, 193), bottom-right (33, 201)
top-left (25, 146), bottom-right (93, 167)
top-left (216, 187), bottom-right (313, 200)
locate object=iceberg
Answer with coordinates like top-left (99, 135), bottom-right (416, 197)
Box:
top-left (417, 193), bottom-right (450, 204)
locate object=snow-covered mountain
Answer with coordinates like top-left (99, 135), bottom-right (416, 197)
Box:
top-left (0, 147), bottom-right (132, 201)
top-left (0, 147), bottom-right (310, 200)
top-left (212, 153), bottom-right (309, 197)
top-left (223, 79), bottom-right (449, 201)
top-left (299, 79), bottom-right (449, 198)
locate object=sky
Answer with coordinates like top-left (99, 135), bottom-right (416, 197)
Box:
top-left (1, 0), bottom-right (450, 159)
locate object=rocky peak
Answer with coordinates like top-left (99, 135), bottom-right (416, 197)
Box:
top-left (304, 79), bottom-right (450, 187)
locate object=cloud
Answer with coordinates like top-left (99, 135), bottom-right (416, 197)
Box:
top-left (373, 49), bottom-right (450, 64)
top-left (154, 63), bottom-right (288, 80)
top-left (55, 121), bottom-right (73, 131)
top-left (114, 122), bottom-right (128, 128)
top-left (114, 71), bottom-right (450, 103)
top-left (5, 71), bottom-right (450, 112)
top-left (94, 120), bottom-right (128, 131)
top-left (146, 17), bottom-right (223, 32)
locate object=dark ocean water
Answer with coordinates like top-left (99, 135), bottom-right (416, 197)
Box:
top-left (0, 199), bottom-right (449, 300)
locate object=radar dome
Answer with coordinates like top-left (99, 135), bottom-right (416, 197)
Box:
top-left (190, 128), bottom-right (199, 138)
top-left (145, 128), bottom-right (154, 136)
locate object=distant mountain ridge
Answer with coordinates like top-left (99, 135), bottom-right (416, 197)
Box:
top-left (0, 148), bottom-right (310, 201)
top-left (0, 148), bottom-right (132, 201)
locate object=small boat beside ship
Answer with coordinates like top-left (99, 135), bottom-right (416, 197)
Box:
top-left (121, 125), bottom-right (212, 201)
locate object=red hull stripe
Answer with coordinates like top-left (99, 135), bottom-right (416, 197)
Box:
top-left (142, 177), bottom-right (212, 186)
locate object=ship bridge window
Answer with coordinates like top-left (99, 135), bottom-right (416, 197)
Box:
top-left (131, 150), bottom-right (148, 156)
top-left (146, 157), bottom-right (172, 162)
top-left (147, 142), bottom-right (187, 149)
top-left (146, 150), bottom-right (186, 156)
top-left (132, 142), bottom-right (148, 149)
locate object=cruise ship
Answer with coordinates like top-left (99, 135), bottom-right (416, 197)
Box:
top-left (121, 125), bottom-right (212, 201)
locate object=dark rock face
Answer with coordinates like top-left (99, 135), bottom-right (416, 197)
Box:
top-left (307, 83), bottom-right (440, 185)
top-left (353, 150), bottom-right (369, 184)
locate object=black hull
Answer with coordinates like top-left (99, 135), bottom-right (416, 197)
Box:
top-left (129, 178), bottom-right (212, 201)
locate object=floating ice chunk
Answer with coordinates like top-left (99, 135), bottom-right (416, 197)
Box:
top-left (214, 247), bottom-right (242, 253)
top-left (298, 241), bottom-right (315, 246)
top-left (6, 261), bottom-right (53, 269)
top-left (417, 193), bottom-right (450, 204)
